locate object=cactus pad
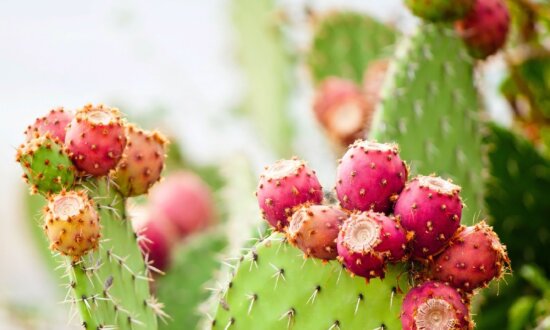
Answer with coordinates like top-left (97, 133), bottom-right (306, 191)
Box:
top-left (213, 233), bottom-right (407, 329)
top-left (370, 23), bottom-right (485, 222)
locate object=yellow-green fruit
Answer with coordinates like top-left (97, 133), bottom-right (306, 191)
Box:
top-left (43, 190), bottom-right (100, 259)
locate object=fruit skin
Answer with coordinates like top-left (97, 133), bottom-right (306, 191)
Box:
top-left (24, 107), bottom-right (73, 143)
top-left (16, 135), bottom-right (76, 195)
top-left (429, 221), bottom-right (510, 293)
top-left (336, 211), bottom-right (405, 280)
top-left (286, 204), bottom-right (347, 260)
top-left (112, 124), bottom-right (168, 197)
top-left (362, 59), bottom-right (389, 115)
top-left (43, 190), bottom-right (101, 259)
top-left (401, 281), bottom-right (472, 329)
top-left (394, 175), bottom-right (463, 259)
top-left (65, 104), bottom-right (127, 176)
top-left (455, 0), bottom-right (510, 59)
top-left (405, 0), bottom-right (475, 22)
top-left (313, 77), bottom-right (371, 147)
top-left (256, 158), bottom-right (323, 231)
top-left (336, 140), bottom-right (408, 214)
top-left (149, 171), bottom-right (214, 237)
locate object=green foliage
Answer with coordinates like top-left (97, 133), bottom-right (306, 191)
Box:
top-left (157, 231), bottom-right (227, 330)
top-left (213, 233), bottom-right (407, 330)
top-left (307, 12), bottom-right (397, 85)
top-left (370, 23), bottom-right (485, 222)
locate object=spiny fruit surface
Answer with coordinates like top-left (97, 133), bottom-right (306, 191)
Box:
top-left (313, 77), bottom-right (371, 147)
top-left (455, 0), bottom-right (510, 59)
top-left (16, 135), bottom-right (75, 194)
top-left (287, 204), bottom-right (347, 260)
top-left (256, 158), bottom-right (323, 231)
top-left (43, 190), bottom-right (100, 258)
top-left (336, 140), bottom-right (407, 214)
top-left (405, 0), bottom-right (475, 22)
top-left (394, 176), bottom-right (462, 259)
top-left (65, 104), bottom-right (127, 176)
top-left (430, 221), bottom-right (510, 292)
top-left (401, 281), bottom-right (472, 329)
top-left (112, 124), bottom-right (168, 196)
top-left (213, 233), bottom-right (407, 329)
top-left (24, 107), bottom-right (73, 142)
top-left (150, 171), bottom-right (214, 237)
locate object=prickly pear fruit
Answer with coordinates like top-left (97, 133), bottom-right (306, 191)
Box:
top-left (362, 59), bottom-right (388, 113)
top-left (287, 204), bottom-right (347, 260)
top-left (404, 0), bottom-right (475, 22)
top-left (337, 211), bottom-right (405, 280)
top-left (43, 190), bottom-right (100, 259)
top-left (65, 104), bottom-right (127, 176)
top-left (112, 124), bottom-right (168, 196)
top-left (455, 0), bottom-right (510, 59)
top-left (430, 221), bottom-right (510, 292)
top-left (16, 135), bottom-right (76, 194)
top-left (130, 206), bottom-right (176, 272)
top-left (256, 158), bottom-right (323, 231)
top-left (394, 176), bottom-right (462, 259)
top-left (336, 140), bottom-right (407, 214)
top-left (313, 78), bottom-right (371, 147)
top-left (24, 107), bottom-right (73, 142)
top-left (150, 171), bottom-right (214, 237)
top-left (401, 281), bottom-right (472, 329)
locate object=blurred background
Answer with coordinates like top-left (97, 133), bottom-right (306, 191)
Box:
top-left (1, 0), bottom-right (549, 329)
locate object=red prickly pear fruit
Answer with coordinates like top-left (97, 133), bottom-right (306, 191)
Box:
top-left (130, 206), bottom-right (177, 272)
top-left (401, 281), bottom-right (472, 330)
top-left (405, 0), bottom-right (475, 22)
top-left (65, 104), bottom-right (127, 176)
top-left (112, 124), bottom-right (168, 197)
top-left (394, 175), bottom-right (463, 260)
top-left (286, 204), bottom-right (347, 260)
top-left (375, 212), bottom-right (409, 262)
top-left (24, 107), bottom-right (74, 143)
top-left (313, 78), bottom-right (372, 147)
top-left (430, 221), bottom-right (510, 293)
top-left (455, 0), bottom-right (510, 59)
top-left (335, 140), bottom-right (408, 214)
top-left (336, 211), bottom-right (393, 280)
top-left (43, 190), bottom-right (101, 259)
top-left (256, 158), bottom-right (323, 231)
top-left (362, 59), bottom-right (389, 112)
top-left (149, 171), bottom-right (215, 237)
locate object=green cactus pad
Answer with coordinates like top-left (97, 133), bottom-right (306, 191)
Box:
top-left (370, 23), bottom-right (485, 222)
top-left (307, 12), bottom-right (398, 85)
top-left (213, 233), bottom-right (408, 329)
top-left (66, 178), bottom-right (159, 329)
top-left (16, 136), bottom-right (75, 195)
top-left (404, 0), bottom-right (474, 22)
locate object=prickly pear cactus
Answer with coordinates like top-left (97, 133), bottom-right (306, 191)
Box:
top-left (213, 234), bottom-right (406, 329)
top-left (370, 23), bottom-right (485, 222)
top-left (307, 12), bottom-right (398, 85)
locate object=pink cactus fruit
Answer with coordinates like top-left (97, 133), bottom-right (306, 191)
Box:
top-left (394, 176), bottom-right (463, 260)
top-left (313, 77), bottom-right (372, 146)
top-left (149, 171), bottom-right (214, 237)
top-left (335, 140), bottom-right (408, 214)
top-left (455, 0), bottom-right (510, 59)
top-left (362, 59), bottom-right (389, 114)
top-left (430, 221), bottom-right (510, 293)
top-left (286, 204), bottom-right (347, 260)
top-left (401, 281), bottom-right (472, 330)
top-left (43, 190), bottom-right (101, 259)
top-left (336, 211), bottom-right (405, 280)
top-left (65, 104), bottom-right (127, 176)
top-left (25, 107), bottom-right (74, 142)
top-left (112, 124), bottom-right (168, 197)
top-left (256, 158), bottom-right (323, 231)
top-left (130, 206), bottom-right (177, 272)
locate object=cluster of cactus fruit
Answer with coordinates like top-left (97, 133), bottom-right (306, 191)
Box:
top-left (255, 140), bottom-right (510, 328)
top-left (16, 105), bottom-right (168, 328)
